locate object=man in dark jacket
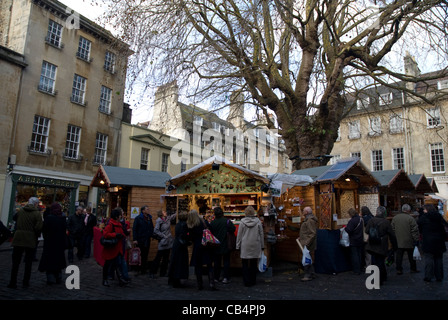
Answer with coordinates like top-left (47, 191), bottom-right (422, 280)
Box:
top-left (132, 205), bottom-right (154, 274)
top-left (365, 206), bottom-right (397, 285)
top-left (67, 206), bottom-right (86, 263)
top-left (418, 204), bottom-right (447, 282)
top-left (7, 197), bottom-right (43, 288)
top-left (344, 208), bottom-right (364, 275)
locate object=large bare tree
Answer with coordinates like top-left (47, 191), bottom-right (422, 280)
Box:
top-left (101, 0), bottom-right (448, 169)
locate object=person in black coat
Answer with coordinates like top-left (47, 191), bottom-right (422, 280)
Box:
top-left (38, 202), bottom-right (67, 285)
top-left (418, 204), bottom-right (447, 282)
top-left (132, 205), bottom-right (154, 274)
top-left (167, 211), bottom-right (190, 288)
top-left (365, 206), bottom-right (397, 285)
top-left (344, 208), bottom-right (364, 275)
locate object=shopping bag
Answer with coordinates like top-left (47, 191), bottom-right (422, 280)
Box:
top-left (201, 228), bottom-right (220, 247)
top-left (302, 246), bottom-right (312, 266)
top-left (413, 246), bottom-right (421, 261)
top-left (258, 251), bottom-right (267, 272)
top-left (339, 227), bottom-right (350, 247)
top-left (128, 247), bottom-right (141, 266)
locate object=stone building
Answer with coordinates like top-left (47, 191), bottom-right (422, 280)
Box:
top-left (0, 0), bottom-right (131, 223)
top-left (330, 53), bottom-right (448, 199)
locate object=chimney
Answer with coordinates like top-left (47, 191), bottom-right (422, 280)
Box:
top-left (404, 52), bottom-right (421, 91)
top-left (227, 90), bottom-right (244, 129)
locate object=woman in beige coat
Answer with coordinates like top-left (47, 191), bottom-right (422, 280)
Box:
top-left (236, 206), bottom-right (264, 287)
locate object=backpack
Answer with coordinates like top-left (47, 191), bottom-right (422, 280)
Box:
top-left (368, 220), bottom-right (384, 245)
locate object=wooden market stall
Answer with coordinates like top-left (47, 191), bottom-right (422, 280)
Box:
top-left (90, 165), bottom-right (171, 265)
top-left (284, 158), bottom-right (380, 273)
top-left (165, 156), bottom-right (270, 267)
top-left (371, 169), bottom-right (416, 216)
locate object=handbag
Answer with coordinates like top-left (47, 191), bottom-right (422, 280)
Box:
top-left (128, 247), bottom-right (141, 266)
top-left (100, 224), bottom-right (118, 247)
top-left (227, 220), bottom-right (236, 251)
top-left (202, 228), bottom-right (220, 247)
top-left (339, 227), bottom-right (350, 247)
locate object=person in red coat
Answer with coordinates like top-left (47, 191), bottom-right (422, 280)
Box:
top-left (102, 208), bottom-right (126, 287)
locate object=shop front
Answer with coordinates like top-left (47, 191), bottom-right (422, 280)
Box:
top-left (8, 173), bottom-right (79, 222)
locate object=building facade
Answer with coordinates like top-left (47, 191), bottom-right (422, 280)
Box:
top-left (0, 0), bottom-right (131, 223)
top-left (147, 81), bottom-right (292, 176)
top-left (331, 53), bottom-right (448, 199)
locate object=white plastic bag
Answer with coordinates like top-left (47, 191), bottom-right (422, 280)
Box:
top-left (258, 251), bottom-right (267, 272)
top-left (339, 227), bottom-right (350, 247)
top-left (413, 246), bottom-right (421, 261)
top-left (302, 246), bottom-right (312, 266)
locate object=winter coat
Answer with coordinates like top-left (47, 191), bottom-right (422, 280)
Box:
top-left (101, 218), bottom-right (124, 261)
top-left (299, 214), bottom-right (318, 252)
top-left (132, 213), bottom-right (154, 247)
top-left (236, 216), bottom-right (264, 259)
top-left (67, 213), bottom-right (86, 238)
top-left (210, 216), bottom-right (236, 255)
top-left (168, 220), bottom-right (190, 280)
top-left (38, 214), bottom-right (67, 272)
top-left (345, 214), bottom-right (364, 247)
top-left (11, 204), bottom-right (43, 249)
top-left (391, 213), bottom-right (420, 249)
top-left (83, 214), bottom-right (97, 236)
top-left (153, 215), bottom-right (175, 250)
top-left (188, 219), bottom-right (213, 267)
top-left (418, 211), bottom-right (447, 255)
top-left (365, 216), bottom-right (397, 256)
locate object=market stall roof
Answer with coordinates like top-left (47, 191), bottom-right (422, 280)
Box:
top-left (428, 178), bottom-right (439, 193)
top-left (291, 165), bottom-right (331, 181)
top-left (168, 155), bottom-right (270, 186)
top-left (90, 165), bottom-right (171, 188)
top-left (371, 169), bottom-right (415, 190)
top-left (409, 174), bottom-right (434, 193)
top-left (269, 173), bottom-right (313, 187)
top-left (315, 158), bottom-right (379, 185)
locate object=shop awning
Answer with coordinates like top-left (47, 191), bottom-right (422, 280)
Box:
top-left (90, 165), bottom-right (171, 188)
top-left (168, 155), bottom-right (269, 186)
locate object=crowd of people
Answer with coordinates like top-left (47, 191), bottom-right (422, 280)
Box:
top-left (343, 203), bottom-right (447, 285)
top-left (4, 196), bottom-right (447, 290)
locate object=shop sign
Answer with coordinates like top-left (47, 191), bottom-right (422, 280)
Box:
top-left (15, 174), bottom-right (78, 188)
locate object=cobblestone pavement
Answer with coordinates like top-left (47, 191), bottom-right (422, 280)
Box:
top-left (0, 242), bottom-right (447, 302)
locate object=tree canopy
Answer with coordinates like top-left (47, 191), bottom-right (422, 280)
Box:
top-left (101, 0), bottom-right (448, 169)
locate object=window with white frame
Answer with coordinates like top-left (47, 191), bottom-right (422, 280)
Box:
top-left (212, 122), bottom-right (221, 132)
top-left (77, 36), bottom-right (91, 61)
top-left (30, 115), bottom-right (50, 153)
top-left (379, 92), bottom-right (393, 105)
top-left (99, 86), bottom-right (112, 114)
top-left (348, 120), bottom-right (361, 139)
top-left (427, 107), bottom-right (441, 128)
top-left (161, 153), bottom-right (169, 172)
top-left (437, 79), bottom-right (448, 90)
top-left (389, 113), bottom-right (403, 134)
top-left (430, 143), bottom-right (445, 173)
top-left (392, 147), bottom-right (405, 170)
top-left (356, 97), bottom-right (370, 110)
top-left (65, 125), bottom-right (81, 159)
top-left (351, 152), bottom-right (361, 159)
top-left (140, 148), bottom-right (149, 170)
top-left (94, 133), bottom-right (108, 165)
top-left (371, 150), bottom-right (383, 171)
top-left (368, 116), bottom-right (382, 136)
top-left (71, 74), bottom-right (87, 105)
top-left (46, 20), bottom-right (63, 48)
top-left (39, 61), bottom-right (57, 94)
top-left (104, 51), bottom-right (116, 73)
top-left (193, 115), bottom-right (203, 126)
